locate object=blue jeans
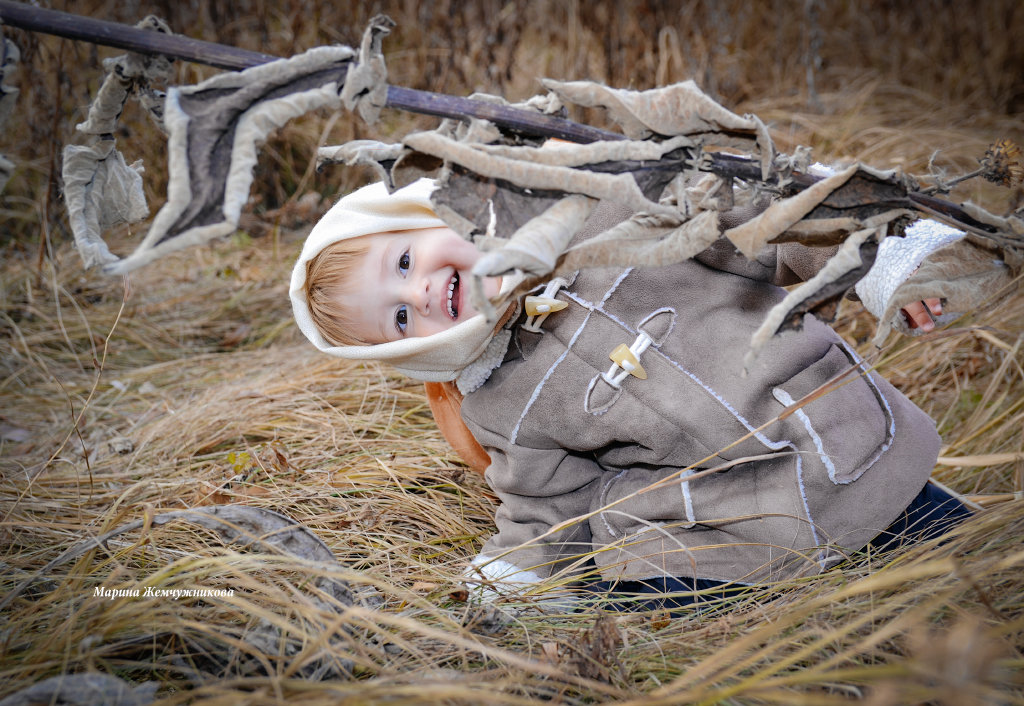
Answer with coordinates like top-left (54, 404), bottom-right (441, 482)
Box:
top-left (586, 481), bottom-right (971, 613)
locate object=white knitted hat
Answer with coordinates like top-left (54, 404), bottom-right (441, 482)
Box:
top-left (289, 178), bottom-right (510, 382)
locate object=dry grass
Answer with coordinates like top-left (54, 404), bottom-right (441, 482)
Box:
top-left (2, 1), bottom-right (1023, 704)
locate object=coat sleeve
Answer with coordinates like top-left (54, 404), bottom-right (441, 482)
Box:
top-left (465, 433), bottom-right (605, 589)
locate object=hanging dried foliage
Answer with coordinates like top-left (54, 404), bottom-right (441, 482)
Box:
top-left (54, 10), bottom-right (1021, 359)
top-left (331, 78), bottom-right (1020, 361)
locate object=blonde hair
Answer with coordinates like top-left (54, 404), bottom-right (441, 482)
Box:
top-left (304, 237), bottom-right (372, 346)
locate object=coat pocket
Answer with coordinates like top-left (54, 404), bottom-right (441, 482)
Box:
top-left (771, 343), bottom-right (894, 485)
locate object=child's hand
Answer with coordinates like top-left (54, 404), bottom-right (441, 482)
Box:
top-left (901, 298), bottom-right (942, 332)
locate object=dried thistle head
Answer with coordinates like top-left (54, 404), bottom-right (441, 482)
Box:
top-left (980, 139), bottom-right (1023, 187)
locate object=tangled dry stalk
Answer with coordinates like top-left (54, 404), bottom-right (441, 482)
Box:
top-left (2, 1), bottom-right (1023, 703)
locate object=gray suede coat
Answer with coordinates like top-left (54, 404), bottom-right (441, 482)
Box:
top-left (461, 222), bottom-right (940, 585)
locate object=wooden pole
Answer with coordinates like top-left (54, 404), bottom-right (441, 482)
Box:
top-left (0, 0), bottom-right (277, 69)
top-left (0, 0), bottom-right (619, 144)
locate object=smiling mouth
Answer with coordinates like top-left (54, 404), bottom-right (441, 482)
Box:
top-left (446, 272), bottom-right (460, 319)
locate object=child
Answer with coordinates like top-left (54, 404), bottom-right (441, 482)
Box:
top-left (290, 177), bottom-right (971, 610)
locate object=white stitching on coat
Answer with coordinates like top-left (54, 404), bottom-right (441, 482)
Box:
top-left (655, 349), bottom-right (787, 452)
top-left (637, 307), bottom-right (677, 344)
top-left (510, 269), bottom-right (633, 444)
top-left (840, 341), bottom-right (896, 470)
top-left (772, 387), bottom-right (841, 483)
top-left (584, 373), bottom-right (619, 415)
top-left (652, 348), bottom-right (825, 565)
top-left (680, 469), bottom-right (696, 528)
top-left (598, 469), bottom-right (629, 537)
top-left (564, 290), bottom-right (634, 331)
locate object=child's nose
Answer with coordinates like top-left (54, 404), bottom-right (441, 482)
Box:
top-left (406, 278), bottom-right (431, 314)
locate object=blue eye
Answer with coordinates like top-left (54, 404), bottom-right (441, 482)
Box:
top-left (395, 305), bottom-right (408, 334)
top-left (398, 250), bottom-right (410, 275)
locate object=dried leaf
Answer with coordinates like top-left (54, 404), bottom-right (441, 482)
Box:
top-left (106, 436), bottom-right (134, 455)
top-left (747, 228), bottom-right (878, 368)
top-left (339, 15), bottom-right (394, 125)
top-left (472, 195), bottom-right (595, 279)
top-left (62, 141), bottom-right (149, 269)
top-left (406, 130), bottom-right (674, 217)
top-left (431, 166), bottom-right (564, 240)
top-left (447, 588), bottom-right (470, 602)
top-left (564, 614), bottom-right (625, 683)
top-left (269, 444), bottom-right (295, 473)
top-left (959, 203), bottom-right (1024, 269)
top-left (541, 79), bottom-right (757, 140)
top-left (781, 239), bottom-right (878, 328)
top-left (649, 610), bottom-right (672, 630)
top-left (560, 209), bottom-right (721, 271)
top-left (539, 641), bottom-right (561, 664)
top-left (318, 140), bottom-right (441, 191)
top-left (725, 164), bottom-right (860, 258)
top-left (461, 603), bottom-right (511, 635)
top-left (100, 45), bottom-right (356, 275)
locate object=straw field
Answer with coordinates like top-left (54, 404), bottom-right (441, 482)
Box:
top-left (2, 1), bottom-right (1023, 703)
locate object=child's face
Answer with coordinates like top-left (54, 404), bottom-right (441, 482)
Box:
top-left (337, 226), bottom-right (501, 344)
